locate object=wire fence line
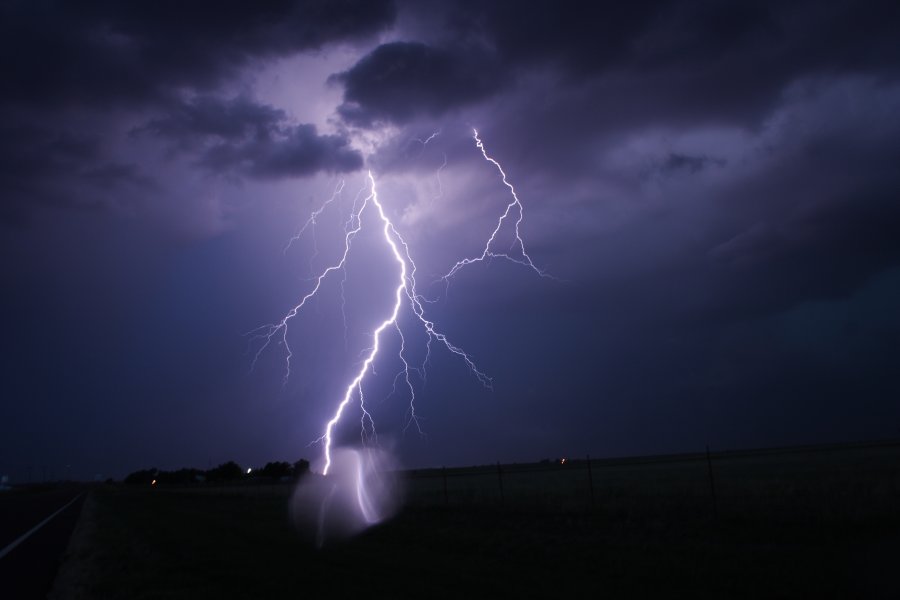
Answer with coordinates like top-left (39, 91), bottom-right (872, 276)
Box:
top-left (147, 440), bottom-right (900, 520)
top-left (402, 440), bottom-right (900, 518)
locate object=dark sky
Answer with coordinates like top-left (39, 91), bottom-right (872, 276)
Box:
top-left (3, 0), bottom-right (900, 481)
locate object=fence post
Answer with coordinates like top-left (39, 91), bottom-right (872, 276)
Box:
top-left (706, 445), bottom-right (718, 521)
top-left (442, 466), bottom-right (448, 506)
top-left (496, 462), bottom-right (504, 507)
top-left (586, 454), bottom-right (595, 510)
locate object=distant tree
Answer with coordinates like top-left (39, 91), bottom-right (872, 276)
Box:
top-left (124, 468), bottom-right (157, 485)
top-left (125, 459), bottom-right (308, 486)
top-left (159, 468), bottom-right (201, 485)
top-left (293, 459), bottom-right (310, 478)
top-left (205, 461), bottom-right (243, 482)
top-left (259, 461), bottom-right (292, 479)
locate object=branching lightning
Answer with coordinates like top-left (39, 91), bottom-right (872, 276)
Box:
top-left (411, 131), bottom-right (446, 204)
top-left (283, 180), bottom-right (345, 277)
top-left (442, 129), bottom-right (553, 283)
top-left (431, 152), bottom-right (447, 204)
top-left (252, 130), bottom-right (545, 475)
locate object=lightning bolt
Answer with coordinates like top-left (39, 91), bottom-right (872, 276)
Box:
top-left (283, 180), bottom-right (345, 277)
top-left (413, 130), bottom-right (441, 148)
top-left (442, 129), bottom-right (552, 283)
top-left (253, 130), bottom-right (545, 476)
top-left (247, 189), bottom-right (364, 386)
top-left (430, 152), bottom-right (447, 204)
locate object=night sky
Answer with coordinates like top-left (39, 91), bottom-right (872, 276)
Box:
top-left (3, 0), bottom-right (900, 481)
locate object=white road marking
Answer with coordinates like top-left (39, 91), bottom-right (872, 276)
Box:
top-left (0, 493), bottom-right (83, 560)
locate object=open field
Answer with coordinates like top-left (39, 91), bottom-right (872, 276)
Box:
top-left (406, 440), bottom-right (900, 517)
top-left (52, 441), bottom-right (900, 598)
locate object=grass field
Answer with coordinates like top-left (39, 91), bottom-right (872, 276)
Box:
top-left (51, 442), bottom-right (900, 599)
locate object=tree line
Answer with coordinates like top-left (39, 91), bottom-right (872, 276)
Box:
top-left (124, 459), bottom-right (310, 485)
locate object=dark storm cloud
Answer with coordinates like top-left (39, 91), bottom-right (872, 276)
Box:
top-left (0, 123), bottom-right (152, 223)
top-left (696, 76), bottom-right (900, 320)
top-left (470, 0), bottom-right (900, 102)
top-left (708, 187), bottom-right (900, 321)
top-left (1, 0), bottom-right (394, 220)
top-left (333, 41), bottom-right (506, 125)
top-left (336, 0), bottom-right (900, 129)
top-left (341, 0), bottom-right (900, 325)
top-left (660, 153), bottom-right (725, 175)
top-left (532, 83), bottom-right (900, 327)
top-left (141, 96), bottom-right (363, 178)
top-left (0, 0), bottom-right (396, 108)
top-left (451, 1), bottom-right (667, 73)
top-left (0, 125), bottom-right (99, 183)
top-left (140, 97), bottom-right (287, 147)
top-left (200, 123), bottom-right (363, 179)
top-left (81, 163), bottom-right (156, 190)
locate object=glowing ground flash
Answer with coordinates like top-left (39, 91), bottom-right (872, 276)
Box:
top-left (251, 130), bottom-right (544, 476)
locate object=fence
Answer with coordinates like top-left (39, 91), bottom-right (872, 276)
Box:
top-left (402, 440), bottom-right (900, 520)
top-left (147, 440), bottom-right (900, 522)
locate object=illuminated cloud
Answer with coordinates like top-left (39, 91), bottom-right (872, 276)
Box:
top-left (3, 0), bottom-right (900, 482)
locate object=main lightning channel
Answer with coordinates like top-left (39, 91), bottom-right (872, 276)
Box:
top-left (254, 171), bottom-right (490, 475)
top-left (319, 172), bottom-right (407, 475)
top-left (317, 172), bottom-right (492, 474)
top-left (255, 130), bottom-right (546, 477)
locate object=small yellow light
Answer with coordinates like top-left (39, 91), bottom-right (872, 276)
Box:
top-left (151, 479), bottom-right (157, 485)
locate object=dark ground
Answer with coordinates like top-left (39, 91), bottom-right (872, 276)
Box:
top-left (0, 486), bottom-right (86, 599)
top-left (49, 443), bottom-right (900, 599)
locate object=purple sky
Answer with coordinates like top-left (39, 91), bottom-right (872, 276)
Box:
top-left (2, 0), bottom-right (900, 480)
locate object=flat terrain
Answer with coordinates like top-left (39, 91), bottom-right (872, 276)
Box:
top-left (0, 486), bottom-right (86, 599)
top-left (53, 443), bottom-right (900, 599)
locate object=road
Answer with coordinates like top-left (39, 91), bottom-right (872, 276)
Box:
top-left (0, 487), bottom-right (86, 599)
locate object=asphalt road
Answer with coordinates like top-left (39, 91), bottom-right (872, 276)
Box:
top-left (0, 486), bottom-right (86, 599)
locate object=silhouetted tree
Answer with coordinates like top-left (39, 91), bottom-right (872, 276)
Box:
top-left (205, 461), bottom-right (243, 482)
top-left (124, 468), bottom-right (157, 485)
top-left (124, 458), bottom-right (309, 486)
top-left (293, 459), bottom-right (310, 478)
top-left (259, 461), bottom-right (292, 479)
top-left (159, 468), bottom-right (202, 485)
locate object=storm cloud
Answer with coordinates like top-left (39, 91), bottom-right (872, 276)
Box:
top-left (334, 0), bottom-right (900, 133)
top-left (2, 0), bottom-right (900, 482)
top-left (140, 96), bottom-right (363, 178)
top-left (0, 0), bottom-right (394, 221)
top-left (0, 0), bottom-right (396, 108)
top-left (333, 41), bottom-right (506, 125)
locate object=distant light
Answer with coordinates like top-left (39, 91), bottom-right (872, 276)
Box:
top-left (151, 479), bottom-right (157, 486)
top-left (560, 458), bottom-right (567, 465)
top-left (247, 468), bottom-right (252, 474)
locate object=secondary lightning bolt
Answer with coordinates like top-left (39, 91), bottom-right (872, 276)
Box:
top-left (283, 180), bottom-right (346, 278)
top-left (411, 131), bottom-right (445, 204)
top-left (442, 129), bottom-right (552, 282)
top-left (413, 130), bottom-right (441, 148)
top-left (248, 190), bottom-right (364, 386)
